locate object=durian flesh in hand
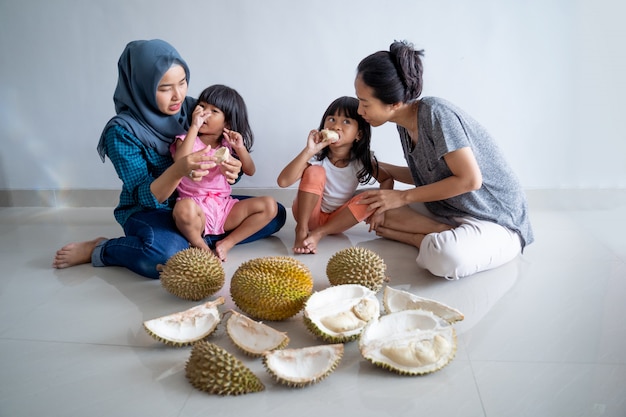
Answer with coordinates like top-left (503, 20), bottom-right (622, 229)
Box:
top-left (185, 341), bottom-right (265, 395)
top-left (230, 256), bottom-right (314, 321)
top-left (226, 310), bottom-right (290, 357)
top-left (359, 309), bottom-right (457, 376)
top-left (143, 297), bottom-right (224, 346)
top-left (263, 344), bottom-right (344, 388)
top-left (304, 284), bottom-right (380, 343)
top-left (326, 246), bottom-right (388, 292)
top-left (158, 247), bottom-right (225, 301)
top-left (383, 286), bottom-right (464, 323)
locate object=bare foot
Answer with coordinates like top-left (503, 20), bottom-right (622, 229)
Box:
top-left (293, 227), bottom-right (314, 254)
top-left (53, 237), bottom-right (107, 269)
top-left (301, 231), bottom-right (323, 254)
top-left (375, 226), bottom-right (425, 248)
top-left (214, 239), bottom-right (235, 262)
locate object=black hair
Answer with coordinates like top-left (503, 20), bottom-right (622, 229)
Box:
top-left (356, 40), bottom-right (424, 104)
top-left (315, 96), bottom-right (378, 185)
top-left (196, 84), bottom-right (254, 151)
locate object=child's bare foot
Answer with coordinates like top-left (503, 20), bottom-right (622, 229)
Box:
top-left (53, 237), bottom-right (106, 269)
top-left (293, 227), bottom-right (314, 254)
top-left (214, 239), bottom-right (235, 262)
top-left (301, 231), bottom-right (323, 254)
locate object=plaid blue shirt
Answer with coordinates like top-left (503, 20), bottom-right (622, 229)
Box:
top-left (103, 125), bottom-right (177, 226)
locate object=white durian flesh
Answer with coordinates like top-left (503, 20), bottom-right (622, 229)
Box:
top-left (383, 286), bottom-right (464, 323)
top-left (143, 297), bottom-right (224, 346)
top-left (263, 344), bottom-right (344, 387)
top-left (226, 310), bottom-right (289, 357)
top-left (359, 309), bottom-right (457, 375)
top-left (304, 284), bottom-right (380, 343)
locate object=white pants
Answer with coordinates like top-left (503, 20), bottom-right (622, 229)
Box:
top-left (412, 204), bottom-right (522, 280)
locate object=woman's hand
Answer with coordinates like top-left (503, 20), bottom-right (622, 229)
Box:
top-left (358, 189), bottom-right (408, 215)
top-left (181, 147), bottom-right (215, 182)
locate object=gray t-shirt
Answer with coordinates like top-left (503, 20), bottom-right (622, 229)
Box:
top-left (398, 96), bottom-right (534, 248)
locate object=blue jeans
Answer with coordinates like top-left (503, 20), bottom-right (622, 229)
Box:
top-left (92, 196), bottom-right (286, 279)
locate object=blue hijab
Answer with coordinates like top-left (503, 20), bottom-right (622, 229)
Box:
top-left (97, 39), bottom-right (195, 161)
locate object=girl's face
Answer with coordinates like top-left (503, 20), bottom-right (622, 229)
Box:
top-left (156, 64), bottom-right (188, 115)
top-left (197, 102), bottom-right (227, 137)
top-left (323, 112), bottom-right (361, 144)
top-left (354, 74), bottom-right (395, 127)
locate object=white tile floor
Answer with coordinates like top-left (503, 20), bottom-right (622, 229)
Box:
top-left (1, 196), bottom-right (625, 417)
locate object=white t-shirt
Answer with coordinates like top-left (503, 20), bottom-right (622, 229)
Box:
top-left (308, 157), bottom-right (363, 213)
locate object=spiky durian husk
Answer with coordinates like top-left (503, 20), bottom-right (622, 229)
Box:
top-left (159, 247), bottom-right (225, 301)
top-left (326, 247), bottom-right (388, 292)
top-left (262, 344), bottom-right (344, 388)
top-left (226, 310), bottom-right (290, 357)
top-left (185, 341), bottom-right (265, 395)
top-left (230, 256), bottom-right (313, 321)
top-left (143, 297), bottom-right (224, 347)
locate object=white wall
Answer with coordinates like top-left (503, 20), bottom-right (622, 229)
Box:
top-left (1, 0), bottom-right (625, 192)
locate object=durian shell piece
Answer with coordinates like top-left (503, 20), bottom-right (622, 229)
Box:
top-left (230, 256), bottom-right (314, 321)
top-left (214, 146), bottom-right (230, 163)
top-left (383, 286), bottom-right (464, 323)
top-left (359, 309), bottom-right (457, 376)
top-left (304, 284), bottom-right (380, 343)
top-left (185, 341), bottom-right (265, 395)
top-left (159, 247), bottom-right (225, 301)
top-left (143, 297), bottom-right (225, 346)
top-left (226, 310), bottom-right (290, 357)
top-left (263, 344), bottom-right (344, 388)
top-left (326, 246), bottom-right (388, 292)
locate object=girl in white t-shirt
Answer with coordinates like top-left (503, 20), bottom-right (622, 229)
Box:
top-left (277, 96), bottom-right (393, 254)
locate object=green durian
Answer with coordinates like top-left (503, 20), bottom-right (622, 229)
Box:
top-left (230, 256), bottom-right (313, 321)
top-left (185, 341), bottom-right (265, 395)
top-left (158, 247), bottom-right (225, 301)
top-left (326, 247), bottom-right (388, 292)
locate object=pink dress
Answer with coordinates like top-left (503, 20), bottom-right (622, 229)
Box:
top-left (170, 135), bottom-right (239, 235)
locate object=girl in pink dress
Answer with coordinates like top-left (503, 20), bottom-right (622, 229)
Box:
top-left (170, 85), bottom-right (277, 261)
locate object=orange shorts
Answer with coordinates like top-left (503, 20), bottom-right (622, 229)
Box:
top-left (292, 165), bottom-right (372, 231)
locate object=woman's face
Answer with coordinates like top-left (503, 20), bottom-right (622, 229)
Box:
top-left (354, 74), bottom-right (394, 127)
top-left (156, 64), bottom-right (188, 115)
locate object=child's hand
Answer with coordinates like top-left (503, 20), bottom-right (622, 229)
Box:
top-left (191, 105), bottom-right (209, 130)
top-left (306, 130), bottom-right (328, 152)
top-left (223, 128), bottom-right (245, 152)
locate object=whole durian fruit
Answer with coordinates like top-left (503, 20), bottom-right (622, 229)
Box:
top-left (230, 256), bottom-right (314, 321)
top-left (158, 247), bottom-right (225, 301)
top-left (185, 341), bottom-right (265, 395)
top-left (326, 247), bottom-right (388, 292)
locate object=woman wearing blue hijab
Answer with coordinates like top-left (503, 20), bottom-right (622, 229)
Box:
top-left (54, 39), bottom-right (286, 278)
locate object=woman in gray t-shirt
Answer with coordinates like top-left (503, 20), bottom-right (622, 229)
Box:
top-left (355, 41), bottom-right (533, 279)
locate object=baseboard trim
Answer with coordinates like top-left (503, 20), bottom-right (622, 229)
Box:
top-left (1, 188), bottom-right (625, 209)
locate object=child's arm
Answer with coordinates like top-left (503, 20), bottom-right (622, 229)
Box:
top-left (173, 105), bottom-right (208, 161)
top-left (277, 130), bottom-right (325, 188)
top-left (374, 160), bottom-right (395, 190)
top-left (223, 128), bottom-right (255, 176)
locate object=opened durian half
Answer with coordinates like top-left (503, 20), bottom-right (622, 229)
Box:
top-left (226, 310), bottom-right (289, 357)
top-left (359, 309), bottom-right (457, 376)
top-left (304, 284), bottom-right (380, 343)
top-left (143, 297), bottom-right (224, 346)
top-left (263, 344), bottom-right (344, 388)
top-left (383, 286), bottom-right (464, 323)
